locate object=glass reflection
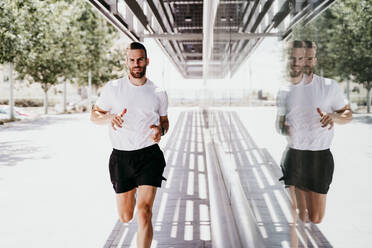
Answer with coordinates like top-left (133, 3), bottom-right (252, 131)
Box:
top-left (277, 40), bottom-right (352, 230)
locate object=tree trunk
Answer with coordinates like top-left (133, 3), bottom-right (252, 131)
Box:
top-left (88, 70), bottom-right (92, 111)
top-left (367, 86), bottom-right (371, 114)
top-left (9, 63), bottom-right (15, 120)
top-left (63, 80), bottom-right (67, 113)
top-left (44, 88), bottom-right (49, 115)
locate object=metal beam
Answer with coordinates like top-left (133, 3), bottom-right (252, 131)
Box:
top-left (146, 0), bottom-right (168, 32)
top-left (183, 60), bottom-right (222, 65)
top-left (124, 0), bottom-right (149, 28)
top-left (177, 26), bottom-right (203, 30)
top-left (203, 0), bottom-right (219, 79)
top-left (163, 1), bottom-right (246, 4)
top-left (303, 0), bottom-right (336, 25)
top-left (272, 0), bottom-right (291, 28)
top-left (153, 39), bottom-right (187, 78)
top-left (182, 52), bottom-right (202, 56)
top-left (243, 0), bottom-right (260, 32)
top-left (250, 0), bottom-right (275, 33)
top-left (86, 0), bottom-right (139, 41)
top-left (157, 0), bottom-right (175, 32)
top-left (143, 33), bottom-right (202, 40)
top-left (238, 1), bottom-right (252, 32)
top-left (143, 32), bottom-right (282, 40)
top-left (286, 1), bottom-right (313, 31)
top-left (147, 0), bottom-right (186, 64)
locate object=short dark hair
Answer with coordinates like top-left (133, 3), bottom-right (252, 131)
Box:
top-left (289, 40), bottom-right (305, 48)
top-left (304, 40), bottom-right (317, 50)
top-left (285, 40), bottom-right (305, 55)
top-left (126, 42), bottom-right (147, 58)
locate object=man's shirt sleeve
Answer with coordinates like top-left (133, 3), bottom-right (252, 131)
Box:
top-left (158, 90), bottom-right (168, 116)
top-left (330, 80), bottom-right (348, 111)
top-left (95, 82), bottom-right (112, 111)
top-left (276, 88), bottom-right (287, 116)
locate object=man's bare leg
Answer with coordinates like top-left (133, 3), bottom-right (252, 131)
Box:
top-left (295, 187), bottom-right (309, 223)
top-left (307, 191), bottom-right (327, 224)
top-left (289, 186), bottom-right (298, 212)
top-left (116, 187), bottom-right (137, 223)
top-left (136, 185), bottom-right (157, 248)
top-left (288, 186), bottom-right (299, 248)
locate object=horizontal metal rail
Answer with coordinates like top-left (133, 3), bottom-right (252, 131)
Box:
top-left (143, 32), bottom-right (283, 40)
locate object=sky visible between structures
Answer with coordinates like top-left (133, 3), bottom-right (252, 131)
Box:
top-left (144, 37), bottom-right (285, 95)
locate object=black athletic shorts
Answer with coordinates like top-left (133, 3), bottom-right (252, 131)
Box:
top-left (109, 144), bottom-right (167, 193)
top-left (279, 148), bottom-right (334, 194)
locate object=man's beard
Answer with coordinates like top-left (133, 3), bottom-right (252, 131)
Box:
top-left (289, 66), bottom-right (303, 78)
top-left (289, 70), bottom-right (302, 78)
top-left (130, 66), bottom-right (146, 78)
top-left (304, 66), bottom-right (313, 74)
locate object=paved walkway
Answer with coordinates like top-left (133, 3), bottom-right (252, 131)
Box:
top-left (1, 107), bottom-right (371, 247)
top-left (234, 107), bottom-right (372, 248)
top-left (210, 109), bottom-right (332, 247)
top-left (104, 110), bottom-right (212, 248)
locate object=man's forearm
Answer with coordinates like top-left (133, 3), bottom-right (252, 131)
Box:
top-left (276, 115), bottom-right (290, 135)
top-left (332, 109), bottom-right (352, 124)
top-left (159, 120), bottom-right (169, 135)
top-left (90, 110), bottom-right (113, 125)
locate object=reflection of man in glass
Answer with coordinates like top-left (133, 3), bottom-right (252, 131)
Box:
top-left (277, 40), bottom-right (352, 224)
top-left (303, 41), bottom-right (317, 76)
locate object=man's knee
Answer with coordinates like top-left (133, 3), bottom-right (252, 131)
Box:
top-left (137, 204), bottom-right (152, 224)
top-left (299, 212), bottom-right (307, 223)
top-left (119, 211), bottom-right (134, 223)
top-left (309, 214), bottom-right (323, 224)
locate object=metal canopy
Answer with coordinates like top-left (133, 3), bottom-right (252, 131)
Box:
top-left (87, 0), bottom-right (335, 79)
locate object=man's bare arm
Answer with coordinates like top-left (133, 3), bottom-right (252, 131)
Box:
top-left (91, 105), bottom-right (126, 131)
top-left (332, 104), bottom-right (352, 124)
top-left (318, 104), bottom-right (352, 130)
top-left (90, 105), bottom-right (113, 125)
top-left (276, 115), bottom-right (290, 135)
top-left (159, 116), bottom-right (169, 135)
top-left (149, 115), bottom-right (169, 143)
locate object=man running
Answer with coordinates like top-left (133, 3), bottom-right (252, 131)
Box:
top-left (277, 40), bottom-right (352, 224)
top-left (91, 42), bottom-right (169, 248)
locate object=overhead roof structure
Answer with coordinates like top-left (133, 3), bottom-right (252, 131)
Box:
top-left (87, 0), bottom-right (336, 79)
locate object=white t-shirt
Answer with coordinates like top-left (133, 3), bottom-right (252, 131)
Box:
top-left (276, 74), bottom-right (348, 151)
top-left (95, 77), bottom-right (168, 151)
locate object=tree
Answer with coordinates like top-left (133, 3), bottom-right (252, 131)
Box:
top-left (0, 1), bottom-right (22, 64)
top-left (0, 1), bottom-right (24, 119)
top-left (2, 0), bottom-right (127, 115)
top-left (74, 5), bottom-right (127, 89)
top-left (293, 0), bottom-right (372, 112)
top-left (292, 9), bottom-right (341, 79)
top-left (14, 0), bottom-right (78, 114)
top-left (343, 1), bottom-right (372, 112)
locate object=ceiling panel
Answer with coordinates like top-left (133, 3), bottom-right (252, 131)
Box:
top-left (87, 0), bottom-right (336, 79)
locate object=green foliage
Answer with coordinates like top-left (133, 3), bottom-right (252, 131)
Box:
top-left (14, 1), bottom-right (70, 91)
top-left (292, 0), bottom-right (372, 111)
top-left (0, 0), bottom-right (127, 90)
top-left (293, 0), bottom-right (372, 87)
top-left (292, 6), bottom-right (342, 79)
top-left (0, 1), bottom-right (23, 63)
top-left (73, 4), bottom-right (127, 87)
top-left (76, 48), bottom-right (127, 88)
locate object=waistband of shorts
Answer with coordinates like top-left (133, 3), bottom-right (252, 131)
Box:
top-left (288, 148), bottom-right (330, 153)
top-left (112, 144), bottom-right (160, 155)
